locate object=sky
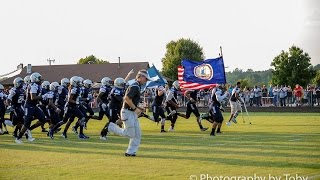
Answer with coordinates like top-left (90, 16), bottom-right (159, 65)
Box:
top-left (0, 0), bottom-right (319, 76)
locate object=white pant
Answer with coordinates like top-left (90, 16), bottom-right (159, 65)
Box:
top-left (230, 101), bottom-right (241, 114)
top-left (108, 109), bottom-right (141, 154)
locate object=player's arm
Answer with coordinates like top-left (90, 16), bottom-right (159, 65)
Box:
top-left (124, 86), bottom-right (144, 114)
top-left (165, 91), bottom-right (179, 108)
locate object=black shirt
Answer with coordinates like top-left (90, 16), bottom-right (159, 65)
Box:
top-left (189, 90), bottom-right (198, 103)
top-left (109, 87), bottom-right (125, 109)
top-left (153, 89), bottom-right (164, 106)
top-left (123, 81), bottom-right (141, 109)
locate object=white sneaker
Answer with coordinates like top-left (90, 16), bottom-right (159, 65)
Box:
top-left (226, 122), bottom-right (231, 126)
top-left (15, 138), bottom-right (23, 144)
top-left (100, 136), bottom-right (107, 141)
top-left (168, 127), bottom-right (175, 132)
top-left (27, 137), bottom-right (35, 142)
top-left (26, 129), bottom-right (33, 139)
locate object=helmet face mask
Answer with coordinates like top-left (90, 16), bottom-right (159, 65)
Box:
top-left (14, 77), bottom-right (24, 88)
top-left (50, 82), bottom-right (60, 91)
top-left (83, 79), bottom-right (93, 89)
top-left (30, 72), bottom-right (42, 84)
top-left (24, 75), bottom-right (31, 84)
top-left (41, 81), bottom-right (50, 90)
top-left (61, 78), bottom-right (70, 87)
top-left (70, 76), bottom-right (80, 87)
top-left (101, 77), bottom-right (112, 86)
top-left (114, 78), bottom-right (125, 89)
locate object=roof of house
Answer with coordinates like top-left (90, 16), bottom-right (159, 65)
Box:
top-left (0, 62), bottom-right (149, 85)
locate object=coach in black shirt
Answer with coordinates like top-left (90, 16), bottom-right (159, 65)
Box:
top-left (105, 69), bottom-right (149, 157)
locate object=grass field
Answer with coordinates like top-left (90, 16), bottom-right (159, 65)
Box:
top-left (0, 112), bottom-right (320, 180)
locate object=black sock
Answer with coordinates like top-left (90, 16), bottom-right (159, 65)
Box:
top-left (199, 124), bottom-right (203, 129)
top-left (161, 125), bottom-right (164, 130)
top-left (79, 126), bottom-right (84, 135)
top-left (217, 127), bottom-right (221, 133)
top-left (211, 128), bottom-right (215, 135)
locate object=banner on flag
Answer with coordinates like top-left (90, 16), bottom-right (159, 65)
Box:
top-left (178, 66), bottom-right (216, 91)
top-left (182, 57), bottom-right (226, 84)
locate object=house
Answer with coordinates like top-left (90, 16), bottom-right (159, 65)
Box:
top-left (1, 62), bottom-right (149, 88)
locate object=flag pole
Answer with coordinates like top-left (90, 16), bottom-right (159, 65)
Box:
top-left (220, 46), bottom-right (227, 84)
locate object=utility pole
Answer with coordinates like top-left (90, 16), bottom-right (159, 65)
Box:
top-left (47, 58), bottom-right (55, 65)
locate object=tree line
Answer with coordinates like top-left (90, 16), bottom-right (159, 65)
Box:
top-left (76, 39), bottom-right (320, 87)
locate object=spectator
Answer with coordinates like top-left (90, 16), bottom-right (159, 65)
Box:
top-left (249, 88), bottom-right (254, 106)
top-left (294, 84), bottom-right (303, 107)
top-left (254, 85), bottom-right (262, 107)
top-left (279, 85), bottom-right (287, 107)
top-left (286, 86), bottom-right (293, 107)
top-left (273, 85), bottom-right (279, 107)
top-left (316, 85), bottom-right (320, 106)
top-left (262, 85), bottom-right (268, 105)
top-left (268, 85), bottom-right (274, 104)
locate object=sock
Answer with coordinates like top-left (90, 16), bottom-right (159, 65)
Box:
top-left (233, 112), bottom-right (239, 119)
top-left (211, 128), bottom-right (215, 135)
top-left (217, 127), bottom-right (221, 133)
top-left (79, 126), bottom-right (84, 135)
top-left (161, 125), bottom-right (164, 130)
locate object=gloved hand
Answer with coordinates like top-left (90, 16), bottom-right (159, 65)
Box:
top-left (7, 106), bottom-right (13, 112)
top-left (101, 103), bottom-right (107, 110)
top-left (41, 94), bottom-right (47, 101)
top-left (55, 108), bottom-right (61, 114)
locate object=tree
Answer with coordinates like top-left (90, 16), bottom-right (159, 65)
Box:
top-left (237, 79), bottom-right (249, 89)
top-left (271, 45), bottom-right (316, 87)
top-left (161, 38), bottom-right (205, 81)
top-left (77, 55), bottom-right (109, 64)
top-left (312, 70), bottom-right (320, 86)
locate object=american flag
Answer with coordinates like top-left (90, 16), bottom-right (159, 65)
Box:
top-left (178, 65), bottom-right (216, 90)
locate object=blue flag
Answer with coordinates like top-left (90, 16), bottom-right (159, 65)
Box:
top-left (146, 65), bottom-right (167, 88)
top-left (182, 57), bottom-right (226, 84)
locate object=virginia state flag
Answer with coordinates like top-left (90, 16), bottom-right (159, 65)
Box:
top-left (182, 57), bottom-right (226, 84)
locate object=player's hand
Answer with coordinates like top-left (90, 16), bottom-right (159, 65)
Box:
top-left (190, 98), bottom-right (196, 103)
top-left (55, 108), bottom-right (61, 114)
top-left (128, 69), bottom-right (134, 75)
top-left (101, 103), bottom-right (107, 109)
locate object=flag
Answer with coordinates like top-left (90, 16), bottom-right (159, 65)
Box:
top-left (146, 65), bottom-right (167, 88)
top-left (182, 56), bottom-right (226, 84)
top-left (178, 66), bottom-right (216, 91)
top-left (127, 65), bottom-right (166, 90)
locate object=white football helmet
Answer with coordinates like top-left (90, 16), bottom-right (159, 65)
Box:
top-left (30, 72), bottom-right (42, 83)
top-left (13, 77), bottom-right (24, 88)
top-left (101, 77), bottom-right (112, 86)
top-left (50, 82), bottom-right (60, 91)
top-left (0, 84), bottom-right (4, 90)
top-left (83, 79), bottom-right (93, 88)
top-left (41, 81), bottom-right (50, 90)
top-left (78, 76), bottom-right (84, 86)
top-left (114, 78), bottom-right (125, 89)
top-left (172, 80), bottom-right (180, 90)
top-left (24, 75), bottom-right (31, 84)
top-left (70, 76), bottom-right (81, 87)
top-left (61, 78), bottom-right (70, 87)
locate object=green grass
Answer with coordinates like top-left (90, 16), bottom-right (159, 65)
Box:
top-left (0, 112), bottom-right (320, 180)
